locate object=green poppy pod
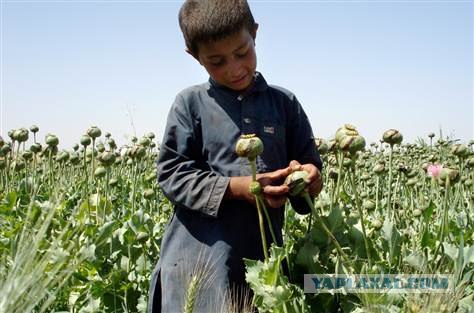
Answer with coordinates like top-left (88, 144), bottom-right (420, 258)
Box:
top-left (0, 135), bottom-right (4, 147)
top-left (450, 144), bottom-right (470, 158)
top-left (466, 157), bottom-right (474, 168)
top-left (30, 125), bottom-right (39, 133)
top-left (11, 159), bottom-right (25, 171)
top-left (56, 151), bottom-right (70, 163)
top-left (108, 178), bottom-right (118, 187)
top-left (131, 136), bottom-right (138, 143)
top-left (44, 145), bottom-right (58, 156)
top-left (139, 136), bottom-right (151, 147)
top-left (235, 134), bottom-right (264, 161)
top-left (98, 151), bottom-right (116, 167)
top-left (80, 135), bottom-right (92, 147)
top-left (107, 138), bottom-right (117, 150)
top-left (145, 172), bottom-right (157, 183)
top-left (45, 134), bottom-right (59, 147)
top-left (86, 126), bottom-right (101, 139)
top-left (328, 168), bottom-right (338, 180)
top-left (14, 128), bottom-right (29, 143)
top-left (85, 147), bottom-right (98, 158)
top-left (96, 142), bottom-right (105, 153)
top-left (339, 135), bottom-right (366, 154)
top-left (373, 162), bottom-right (385, 174)
top-left (7, 130), bottom-right (14, 141)
top-left (438, 168), bottom-right (460, 186)
top-left (342, 157), bottom-right (353, 168)
top-left (94, 166), bottom-right (106, 178)
top-left (146, 132), bottom-right (156, 140)
top-left (143, 189), bottom-right (155, 199)
top-left (335, 124), bottom-right (359, 143)
top-left (105, 132), bottom-right (111, 138)
top-left (69, 152), bottom-right (80, 165)
top-left (249, 181), bottom-right (262, 195)
top-left (428, 132), bottom-right (435, 139)
top-left (413, 209), bottom-right (422, 217)
top-left (22, 150), bottom-right (33, 161)
top-left (284, 170), bottom-right (310, 197)
top-left (382, 129), bottom-right (403, 145)
top-left (1, 144), bottom-right (11, 156)
top-left (371, 219), bottom-right (383, 230)
top-left (315, 138), bottom-right (329, 155)
top-left (72, 144), bottom-right (79, 151)
top-left (363, 199), bottom-right (376, 211)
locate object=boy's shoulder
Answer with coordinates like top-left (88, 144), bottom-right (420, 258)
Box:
top-left (267, 84), bottom-right (298, 102)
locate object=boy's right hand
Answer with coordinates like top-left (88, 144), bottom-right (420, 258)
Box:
top-left (226, 167), bottom-right (292, 208)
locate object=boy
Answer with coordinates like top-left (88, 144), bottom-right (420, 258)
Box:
top-left (148, 0), bottom-right (323, 312)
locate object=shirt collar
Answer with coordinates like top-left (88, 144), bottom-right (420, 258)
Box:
top-left (208, 71), bottom-right (268, 98)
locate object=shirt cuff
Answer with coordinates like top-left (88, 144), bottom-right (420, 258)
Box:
top-left (205, 176), bottom-right (231, 217)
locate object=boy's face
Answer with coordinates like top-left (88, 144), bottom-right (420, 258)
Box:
top-left (191, 26), bottom-right (258, 92)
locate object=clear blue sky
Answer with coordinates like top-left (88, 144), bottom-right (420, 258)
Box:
top-left (2, 0), bottom-right (473, 149)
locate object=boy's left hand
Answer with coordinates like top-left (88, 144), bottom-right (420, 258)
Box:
top-left (289, 160), bottom-right (323, 196)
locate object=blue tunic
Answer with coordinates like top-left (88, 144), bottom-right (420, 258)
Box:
top-left (148, 72), bottom-right (322, 313)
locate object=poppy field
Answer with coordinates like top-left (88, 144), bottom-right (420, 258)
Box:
top-left (0, 125), bottom-right (473, 312)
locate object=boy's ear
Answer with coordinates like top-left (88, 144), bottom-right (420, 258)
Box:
top-left (251, 23), bottom-right (259, 41)
top-left (185, 48), bottom-right (202, 64)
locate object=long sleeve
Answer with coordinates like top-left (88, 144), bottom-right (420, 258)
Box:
top-left (157, 95), bottom-right (230, 218)
top-left (285, 95), bottom-right (323, 214)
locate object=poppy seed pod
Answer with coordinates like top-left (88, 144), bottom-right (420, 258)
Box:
top-left (45, 134), bottom-right (59, 147)
top-left (22, 150), bottom-right (33, 161)
top-left (438, 168), bottom-right (460, 185)
top-left (30, 125), bottom-right (39, 133)
top-left (249, 181), bottom-right (262, 195)
top-left (80, 135), bottom-right (92, 147)
top-left (96, 142), bottom-right (105, 153)
top-left (373, 162), bottom-right (385, 174)
top-left (467, 157), bottom-right (474, 168)
top-left (99, 151), bottom-right (116, 167)
top-left (284, 170), bottom-right (310, 197)
top-left (139, 136), bottom-right (151, 147)
top-left (450, 144), bottom-right (470, 158)
top-left (335, 124), bottom-right (359, 143)
top-left (94, 166), bottom-right (106, 178)
top-left (30, 143), bottom-right (42, 154)
top-left (315, 138), bottom-right (329, 155)
top-left (107, 138), bottom-right (117, 150)
top-left (143, 189), bottom-right (155, 199)
top-left (428, 132), bottom-right (435, 139)
top-left (235, 134), bottom-right (264, 161)
top-left (69, 152), bottom-right (80, 165)
top-left (14, 128), bottom-right (29, 143)
top-left (371, 219), bottom-right (383, 230)
top-left (339, 135), bottom-right (366, 154)
top-left (108, 178), bottom-right (118, 187)
top-left (87, 126), bottom-right (101, 139)
top-left (1, 144), bottom-right (11, 156)
top-left (146, 132), bottom-right (156, 140)
top-left (0, 135), bottom-right (4, 148)
top-left (382, 129), bottom-right (403, 145)
top-left (56, 151), bottom-right (70, 163)
top-left (72, 144), bottom-right (79, 151)
top-left (363, 199), bottom-right (376, 211)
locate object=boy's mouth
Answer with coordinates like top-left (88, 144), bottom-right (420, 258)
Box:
top-left (231, 74), bottom-right (248, 85)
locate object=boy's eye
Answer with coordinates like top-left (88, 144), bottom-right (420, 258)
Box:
top-left (236, 51), bottom-right (248, 58)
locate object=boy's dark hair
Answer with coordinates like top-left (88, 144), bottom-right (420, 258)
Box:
top-left (178, 0), bottom-right (256, 55)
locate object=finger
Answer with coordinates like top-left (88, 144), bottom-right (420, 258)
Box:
top-left (268, 166), bottom-right (292, 180)
top-left (263, 184), bottom-right (289, 196)
top-left (289, 160), bottom-right (302, 172)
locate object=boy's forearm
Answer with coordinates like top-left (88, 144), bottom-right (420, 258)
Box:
top-left (225, 176), bottom-right (252, 201)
